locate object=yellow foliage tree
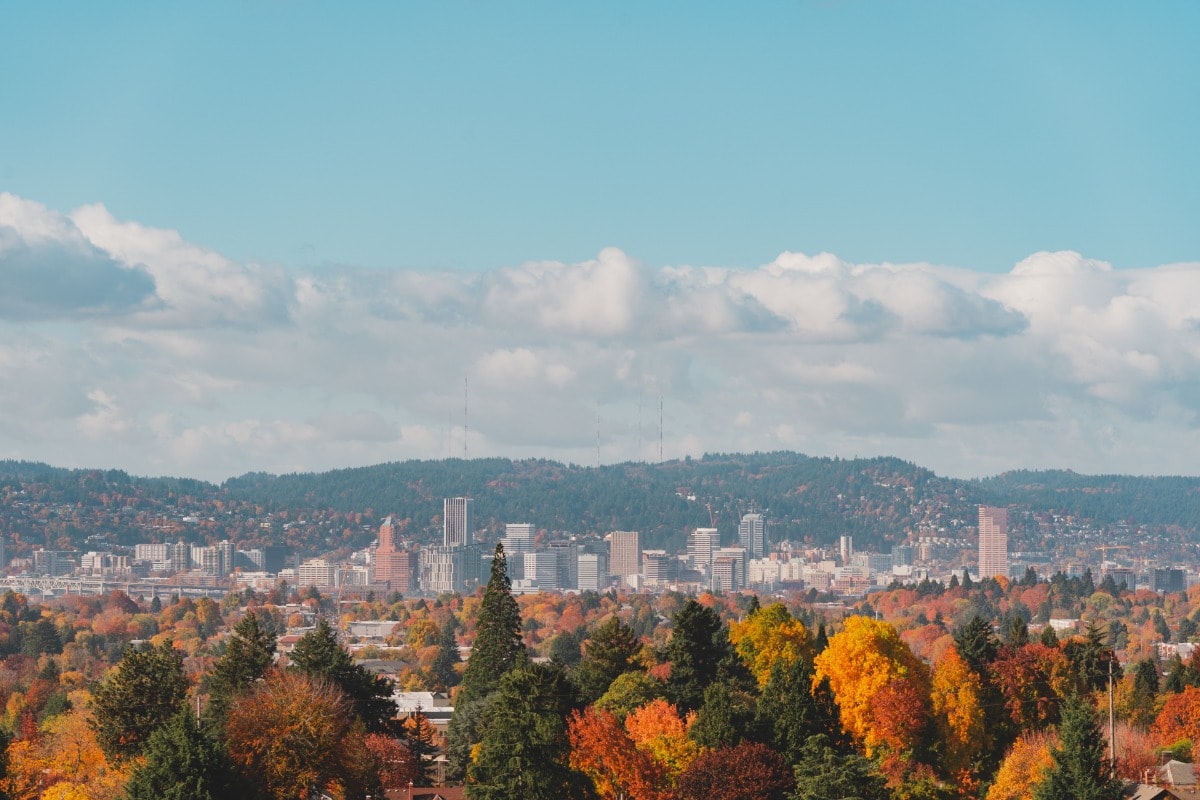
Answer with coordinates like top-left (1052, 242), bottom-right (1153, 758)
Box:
top-left (624, 698), bottom-right (699, 781)
top-left (813, 616), bottom-right (931, 756)
top-left (727, 602), bottom-right (811, 687)
top-left (930, 644), bottom-right (986, 781)
top-left (985, 729), bottom-right (1057, 800)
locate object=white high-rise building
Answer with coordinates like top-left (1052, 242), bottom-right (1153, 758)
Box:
top-left (608, 531), bottom-right (641, 583)
top-left (524, 552), bottom-right (559, 591)
top-left (444, 498), bottom-right (474, 548)
top-left (978, 506), bottom-right (1009, 580)
top-left (714, 546), bottom-right (747, 589)
top-left (688, 528), bottom-right (720, 570)
top-left (738, 513), bottom-right (766, 559)
top-left (578, 553), bottom-right (608, 591)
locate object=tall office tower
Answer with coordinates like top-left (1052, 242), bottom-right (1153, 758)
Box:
top-left (548, 539), bottom-right (579, 590)
top-left (688, 528), bottom-right (720, 570)
top-left (171, 541), bottom-right (191, 573)
top-left (608, 531), bottom-right (641, 582)
top-left (714, 546), bottom-right (747, 589)
top-left (978, 506), bottom-right (1009, 579)
top-left (443, 498), bottom-right (474, 548)
top-left (503, 523), bottom-right (535, 579)
top-left (216, 540), bottom-right (235, 577)
top-left (524, 552), bottom-right (559, 591)
top-left (839, 535), bottom-right (854, 565)
top-left (738, 513), bottom-right (766, 559)
top-left (375, 516), bottom-right (418, 592)
top-left (577, 552), bottom-right (609, 591)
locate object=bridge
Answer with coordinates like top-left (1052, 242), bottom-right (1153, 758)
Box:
top-left (0, 575), bottom-right (229, 600)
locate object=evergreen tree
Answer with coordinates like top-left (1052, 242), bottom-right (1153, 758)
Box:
top-left (289, 617), bottom-right (397, 733)
top-left (953, 615), bottom-right (998, 673)
top-left (123, 709), bottom-right (242, 800)
top-left (573, 614), bottom-right (641, 704)
top-left (791, 733), bottom-right (891, 800)
top-left (404, 709), bottom-right (440, 785)
top-left (91, 642), bottom-right (189, 762)
top-left (754, 658), bottom-right (846, 765)
top-left (458, 544), bottom-right (525, 705)
top-left (429, 616), bottom-right (462, 691)
top-left (445, 695), bottom-right (492, 783)
top-left (1064, 621), bottom-right (1115, 695)
top-left (1040, 624), bottom-right (1060, 648)
top-left (1032, 694), bottom-right (1122, 800)
top-left (204, 611), bottom-right (276, 731)
top-left (1006, 614), bottom-right (1030, 647)
top-left (466, 662), bottom-right (589, 800)
top-left (689, 682), bottom-right (756, 749)
top-left (664, 599), bottom-right (730, 713)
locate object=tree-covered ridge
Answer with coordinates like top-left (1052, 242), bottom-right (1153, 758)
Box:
top-left (2, 454), bottom-right (1199, 559)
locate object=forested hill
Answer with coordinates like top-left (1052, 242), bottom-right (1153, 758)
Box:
top-left (1, 454), bottom-right (1199, 555)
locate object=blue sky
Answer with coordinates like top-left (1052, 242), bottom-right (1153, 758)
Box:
top-left (4, 2), bottom-right (1197, 273)
top-left (1, 3), bottom-right (1199, 480)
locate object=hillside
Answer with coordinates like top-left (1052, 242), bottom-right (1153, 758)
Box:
top-left (1, 454), bottom-right (1198, 558)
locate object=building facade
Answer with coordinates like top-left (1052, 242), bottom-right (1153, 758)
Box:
top-left (738, 513), bottom-right (766, 559)
top-left (978, 506), bottom-right (1009, 579)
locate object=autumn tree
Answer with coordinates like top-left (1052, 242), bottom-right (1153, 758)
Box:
top-left (225, 670), bottom-right (359, 800)
top-left (930, 645), bottom-right (985, 782)
top-left (90, 642), bottom-right (188, 762)
top-left (673, 742), bottom-right (794, 800)
top-left (594, 671), bottom-right (665, 720)
top-left (985, 730), bottom-right (1057, 800)
top-left (813, 616), bottom-right (931, 756)
top-left (466, 662), bottom-right (589, 800)
top-left (1151, 685), bottom-right (1200, 758)
top-left (664, 599), bottom-right (730, 713)
top-left (727, 602), bottom-right (811, 688)
top-left (123, 709), bottom-right (242, 800)
top-left (203, 610), bottom-right (276, 732)
top-left (624, 698), bottom-right (699, 782)
top-left (568, 707), bottom-right (666, 800)
top-left (1032, 694), bottom-right (1122, 800)
top-left (288, 617), bottom-right (396, 733)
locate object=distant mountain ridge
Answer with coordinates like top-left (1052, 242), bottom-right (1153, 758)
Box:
top-left (1, 454), bottom-right (1198, 556)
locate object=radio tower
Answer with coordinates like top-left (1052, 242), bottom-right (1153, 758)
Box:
top-left (658, 396), bottom-right (663, 463)
top-left (463, 376), bottom-right (469, 459)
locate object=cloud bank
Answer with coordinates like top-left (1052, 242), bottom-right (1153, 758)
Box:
top-left (1, 192), bottom-right (1198, 481)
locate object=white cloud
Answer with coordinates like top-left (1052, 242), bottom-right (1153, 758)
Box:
top-left (4, 193), bottom-right (1200, 481)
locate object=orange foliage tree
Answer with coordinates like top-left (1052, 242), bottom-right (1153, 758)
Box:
top-left (985, 730), bottom-right (1057, 800)
top-left (813, 616), bottom-right (931, 756)
top-left (1151, 685), bottom-right (1200, 758)
top-left (624, 698), bottom-right (700, 781)
top-left (225, 670), bottom-right (361, 800)
top-left (727, 603), bottom-right (811, 688)
top-left (930, 645), bottom-right (986, 781)
top-left (567, 707), bottom-right (667, 800)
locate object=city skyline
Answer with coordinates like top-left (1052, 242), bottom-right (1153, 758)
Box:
top-left (2, 5), bottom-right (1199, 482)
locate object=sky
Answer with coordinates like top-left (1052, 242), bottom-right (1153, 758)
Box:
top-left (1, 2), bottom-right (1199, 482)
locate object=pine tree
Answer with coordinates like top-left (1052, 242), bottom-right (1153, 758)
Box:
top-left (289, 617), bottom-right (397, 733)
top-left (1032, 694), bottom-right (1123, 800)
top-left (458, 544), bottom-right (525, 705)
top-left (91, 642), bottom-right (188, 762)
top-left (429, 616), bottom-right (462, 691)
top-left (689, 681), bottom-right (756, 749)
top-left (123, 709), bottom-right (242, 800)
top-left (466, 662), bottom-right (589, 800)
top-left (203, 610), bottom-right (276, 731)
top-left (791, 733), bottom-right (890, 800)
top-left (573, 614), bottom-right (641, 704)
top-left (754, 658), bottom-right (847, 765)
top-left (664, 599), bottom-right (729, 713)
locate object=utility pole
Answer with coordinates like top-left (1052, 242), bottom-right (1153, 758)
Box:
top-left (1108, 656), bottom-right (1117, 776)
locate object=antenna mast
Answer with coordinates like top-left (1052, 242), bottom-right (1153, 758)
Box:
top-left (463, 376), bottom-right (469, 459)
top-left (658, 395), bottom-right (663, 463)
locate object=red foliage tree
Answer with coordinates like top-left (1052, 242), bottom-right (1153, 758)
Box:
top-left (673, 742), bottom-right (794, 800)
